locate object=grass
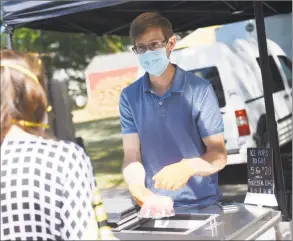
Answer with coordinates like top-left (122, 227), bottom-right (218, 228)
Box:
top-left (72, 76), bottom-right (137, 190)
top-left (74, 116), bottom-right (127, 189)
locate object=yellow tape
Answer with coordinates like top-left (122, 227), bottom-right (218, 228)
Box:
top-left (93, 201), bottom-right (102, 207)
top-left (95, 208), bottom-right (108, 222)
top-left (92, 187), bottom-right (117, 240)
top-left (98, 226), bottom-right (115, 240)
top-left (93, 193), bottom-right (102, 205)
top-left (99, 226), bottom-right (112, 233)
top-left (1, 62), bottom-right (39, 84)
top-left (12, 119), bottom-right (49, 129)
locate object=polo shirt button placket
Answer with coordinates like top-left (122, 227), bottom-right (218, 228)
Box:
top-left (158, 101), bottom-right (166, 115)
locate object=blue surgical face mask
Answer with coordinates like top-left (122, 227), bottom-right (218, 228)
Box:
top-left (138, 48), bottom-right (169, 76)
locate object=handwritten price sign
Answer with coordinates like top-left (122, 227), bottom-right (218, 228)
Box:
top-left (247, 148), bottom-right (274, 194)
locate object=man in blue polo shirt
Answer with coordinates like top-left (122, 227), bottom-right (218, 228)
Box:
top-left (119, 12), bottom-right (227, 207)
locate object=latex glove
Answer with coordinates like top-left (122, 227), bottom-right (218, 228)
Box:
top-left (129, 184), bottom-right (154, 207)
top-left (152, 160), bottom-right (195, 191)
top-left (138, 195), bottom-right (175, 219)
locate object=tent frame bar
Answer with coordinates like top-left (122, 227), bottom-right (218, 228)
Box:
top-left (4, 25), bottom-right (14, 49)
top-left (2, 0), bottom-right (289, 221)
top-left (253, 1), bottom-right (288, 221)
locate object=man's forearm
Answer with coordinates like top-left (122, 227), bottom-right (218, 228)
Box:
top-left (183, 148), bottom-right (227, 176)
top-left (123, 161), bottom-right (153, 203)
top-left (123, 161), bottom-right (146, 186)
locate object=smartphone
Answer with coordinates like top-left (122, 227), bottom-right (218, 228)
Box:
top-left (216, 200), bottom-right (239, 212)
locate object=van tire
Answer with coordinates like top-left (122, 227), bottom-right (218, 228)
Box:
top-left (255, 115), bottom-right (269, 148)
top-left (255, 132), bottom-right (269, 148)
top-left (262, 132), bottom-right (270, 148)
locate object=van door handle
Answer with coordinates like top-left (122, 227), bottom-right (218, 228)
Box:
top-left (284, 94), bottom-right (290, 99)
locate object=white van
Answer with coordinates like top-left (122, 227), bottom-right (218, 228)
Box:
top-left (169, 39), bottom-right (292, 165)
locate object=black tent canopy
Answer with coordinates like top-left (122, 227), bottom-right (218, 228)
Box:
top-left (1, 0), bottom-right (291, 221)
top-left (2, 1), bottom-right (292, 35)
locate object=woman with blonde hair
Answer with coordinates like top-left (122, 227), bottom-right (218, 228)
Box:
top-left (0, 49), bottom-right (116, 240)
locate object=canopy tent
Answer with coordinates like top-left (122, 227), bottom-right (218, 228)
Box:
top-left (1, 0), bottom-right (291, 221)
top-left (1, 1), bottom-right (292, 35)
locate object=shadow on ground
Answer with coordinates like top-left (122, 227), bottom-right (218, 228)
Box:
top-left (74, 116), bottom-right (122, 138)
top-left (74, 116), bottom-right (125, 189)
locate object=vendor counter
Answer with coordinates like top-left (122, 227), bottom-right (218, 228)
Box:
top-left (102, 198), bottom-right (287, 240)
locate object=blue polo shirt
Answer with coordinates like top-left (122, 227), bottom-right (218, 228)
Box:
top-left (119, 65), bottom-right (224, 207)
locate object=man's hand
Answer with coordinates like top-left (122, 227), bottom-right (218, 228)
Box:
top-left (153, 133), bottom-right (227, 191)
top-left (152, 160), bottom-right (195, 191)
top-left (138, 195), bottom-right (175, 219)
top-left (129, 184), bottom-right (154, 206)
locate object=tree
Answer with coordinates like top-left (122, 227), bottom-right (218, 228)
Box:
top-left (1, 28), bottom-right (131, 109)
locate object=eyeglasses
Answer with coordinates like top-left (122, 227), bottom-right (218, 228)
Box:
top-left (132, 39), bottom-right (168, 54)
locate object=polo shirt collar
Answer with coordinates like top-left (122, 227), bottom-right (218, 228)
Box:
top-left (143, 65), bottom-right (186, 93)
top-left (143, 72), bottom-right (152, 93)
top-left (171, 65), bottom-right (186, 93)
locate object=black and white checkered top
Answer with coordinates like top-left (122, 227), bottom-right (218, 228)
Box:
top-left (1, 136), bottom-right (97, 240)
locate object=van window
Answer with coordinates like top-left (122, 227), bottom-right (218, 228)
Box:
top-left (190, 67), bottom-right (226, 108)
top-left (278, 56), bottom-right (292, 88)
top-left (256, 56), bottom-right (285, 93)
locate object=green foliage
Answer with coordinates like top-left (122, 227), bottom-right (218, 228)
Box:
top-left (1, 28), bottom-right (131, 109)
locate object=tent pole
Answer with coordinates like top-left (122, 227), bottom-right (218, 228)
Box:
top-left (253, 1), bottom-right (289, 221)
top-left (6, 34), bottom-right (13, 49)
top-left (40, 30), bottom-right (46, 54)
top-left (5, 25), bottom-right (14, 49)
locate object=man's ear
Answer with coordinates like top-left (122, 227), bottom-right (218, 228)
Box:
top-left (168, 35), bottom-right (177, 52)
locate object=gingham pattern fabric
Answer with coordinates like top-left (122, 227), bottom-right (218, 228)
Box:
top-left (0, 136), bottom-right (97, 240)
